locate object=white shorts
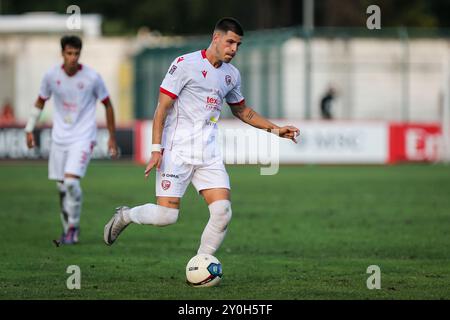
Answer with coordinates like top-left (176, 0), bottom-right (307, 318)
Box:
top-left (156, 149), bottom-right (230, 198)
top-left (48, 140), bottom-right (95, 181)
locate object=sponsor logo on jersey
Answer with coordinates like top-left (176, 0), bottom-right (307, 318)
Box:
top-left (161, 180), bottom-right (171, 190)
top-left (63, 101), bottom-right (77, 111)
top-left (63, 115), bottom-right (73, 124)
top-left (205, 116), bottom-right (218, 126)
top-left (201, 70), bottom-right (208, 78)
top-left (207, 96), bottom-right (219, 105)
top-left (169, 65), bottom-right (177, 75)
top-left (206, 96), bottom-right (221, 111)
top-left (209, 116), bottom-right (218, 123)
top-left (225, 75), bottom-right (232, 86)
top-left (56, 80), bottom-right (61, 86)
top-left (77, 82), bottom-right (84, 90)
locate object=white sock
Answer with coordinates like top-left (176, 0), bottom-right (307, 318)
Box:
top-left (197, 200), bottom-right (232, 255)
top-left (56, 182), bottom-right (69, 233)
top-left (124, 203), bottom-right (179, 226)
top-left (64, 177), bottom-right (82, 228)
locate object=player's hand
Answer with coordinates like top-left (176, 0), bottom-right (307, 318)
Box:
top-left (277, 126), bottom-right (300, 143)
top-left (144, 151), bottom-right (162, 178)
top-left (26, 132), bottom-right (35, 148)
top-left (108, 137), bottom-right (118, 159)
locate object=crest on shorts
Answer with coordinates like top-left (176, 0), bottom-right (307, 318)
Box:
top-left (161, 180), bottom-right (171, 190)
top-left (225, 75), bottom-right (232, 86)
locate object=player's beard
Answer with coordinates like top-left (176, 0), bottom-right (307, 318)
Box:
top-left (223, 53), bottom-right (234, 63)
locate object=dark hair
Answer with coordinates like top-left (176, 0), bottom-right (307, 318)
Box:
top-left (61, 35), bottom-right (82, 51)
top-left (214, 17), bottom-right (244, 36)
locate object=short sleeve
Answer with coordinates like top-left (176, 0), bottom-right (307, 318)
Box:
top-left (39, 71), bottom-right (52, 100)
top-left (225, 71), bottom-right (245, 105)
top-left (159, 58), bottom-right (188, 99)
top-left (94, 74), bottom-right (110, 102)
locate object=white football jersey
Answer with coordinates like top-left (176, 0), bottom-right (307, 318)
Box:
top-left (39, 64), bottom-right (110, 145)
top-left (160, 49), bottom-right (245, 164)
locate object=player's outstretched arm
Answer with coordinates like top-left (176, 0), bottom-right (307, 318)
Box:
top-left (102, 98), bottom-right (118, 159)
top-left (24, 97), bottom-right (46, 148)
top-left (229, 102), bottom-right (300, 143)
top-left (144, 93), bottom-right (175, 178)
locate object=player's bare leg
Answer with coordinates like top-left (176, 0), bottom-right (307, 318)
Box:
top-left (201, 188), bottom-right (230, 204)
top-left (197, 188), bottom-right (232, 255)
top-left (104, 197), bottom-right (180, 245)
top-left (157, 196), bottom-right (181, 209)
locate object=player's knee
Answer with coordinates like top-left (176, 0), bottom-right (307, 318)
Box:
top-left (154, 205), bottom-right (179, 226)
top-left (64, 177), bottom-right (82, 200)
top-left (209, 200), bottom-right (232, 231)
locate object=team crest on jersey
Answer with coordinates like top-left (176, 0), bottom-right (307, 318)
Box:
top-left (77, 82), bottom-right (84, 90)
top-left (169, 65), bottom-right (177, 75)
top-left (225, 75), bottom-right (232, 86)
top-left (161, 180), bottom-right (171, 190)
top-left (202, 70), bottom-right (208, 78)
top-left (56, 80), bottom-right (61, 86)
top-left (177, 57), bottom-right (184, 63)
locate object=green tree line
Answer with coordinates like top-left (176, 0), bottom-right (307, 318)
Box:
top-left (1, 0), bottom-right (449, 35)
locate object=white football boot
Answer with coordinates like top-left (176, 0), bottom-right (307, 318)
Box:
top-left (104, 206), bottom-right (130, 245)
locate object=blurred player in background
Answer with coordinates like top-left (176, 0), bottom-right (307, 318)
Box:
top-left (320, 86), bottom-right (337, 120)
top-left (104, 18), bottom-right (299, 256)
top-left (25, 35), bottom-right (118, 245)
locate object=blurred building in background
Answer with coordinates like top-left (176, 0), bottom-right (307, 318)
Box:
top-left (1, 18), bottom-right (448, 125)
top-left (0, 13), bottom-right (134, 127)
top-left (0, 12), bottom-right (101, 36)
top-left (1, 7), bottom-right (450, 163)
top-left (0, 12), bottom-right (186, 127)
top-left (135, 27), bottom-right (450, 123)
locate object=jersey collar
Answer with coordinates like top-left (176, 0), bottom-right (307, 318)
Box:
top-left (201, 49), bottom-right (224, 69)
top-left (61, 63), bottom-right (83, 77)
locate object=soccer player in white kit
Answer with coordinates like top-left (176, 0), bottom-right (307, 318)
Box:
top-left (104, 18), bottom-right (299, 255)
top-left (25, 36), bottom-right (118, 245)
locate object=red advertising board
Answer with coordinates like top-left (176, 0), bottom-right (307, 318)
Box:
top-left (388, 123), bottom-right (441, 163)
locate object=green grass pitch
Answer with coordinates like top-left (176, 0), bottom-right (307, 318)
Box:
top-left (0, 161), bottom-right (449, 299)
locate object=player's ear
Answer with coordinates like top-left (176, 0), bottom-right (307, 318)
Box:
top-left (212, 31), bottom-right (222, 43)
